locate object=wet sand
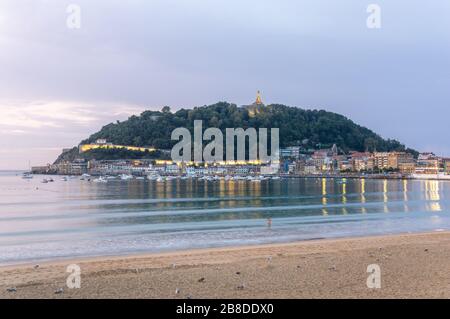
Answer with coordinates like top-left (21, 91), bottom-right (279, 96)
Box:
top-left (1, 232), bottom-right (450, 299)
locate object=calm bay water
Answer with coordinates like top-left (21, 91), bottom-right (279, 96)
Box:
top-left (0, 171), bottom-right (449, 265)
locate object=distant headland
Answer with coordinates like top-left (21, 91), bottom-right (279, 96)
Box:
top-left (29, 94), bottom-right (450, 180)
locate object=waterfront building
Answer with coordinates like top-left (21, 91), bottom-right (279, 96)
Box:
top-left (338, 157), bottom-right (353, 172)
top-left (288, 163), bottom-right (296, 174)
top-left (260, 164), bottom-right (280, 175)
top-left (233, 166), bottom-right (251, 175)
top-left (87, 159), bottom-right (151, 176)
top-left (311, 150), bottom-right (328, 171)
top-left (371, 152), bottom-right (414, 170)
top-left (280, 160), bottom-right (289, 173)
top-left (165, 164), bottom-right (181, 175)
top-left (185, 167), bottom-right (204, 176)
top-left (350, 152), bottom-right (371, 171)
top-left (388, 152), bottom-right (415, 169)
top-left (294, 158), bottom-right (306, 174)
top-left (444, 158), bottom-right (450, 174)
top-left (31, 165), bottom-right (56, 175)
top-left (303, 163), bottom-right (317, 175)
top-left (208, 166), bottom-right (227, 175)
top-left (415, 153), bottom-right (440, 175)
top-left (310, 144), bottom-right (339, 172)
top-left (372, 152), bottom-right (389, 169)
top-left (147, 165), bottom-right (166, 175)
top-left (69, 160), bottom-right (89, 175)
top-left (398, 162), bottom-right (416, 174)
top-left (280, 147), bottom-right (301, 159)
top-left (54, 160), bottom-right (88, 175)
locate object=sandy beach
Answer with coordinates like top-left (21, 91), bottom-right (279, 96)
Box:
top-left (1, 232), bottom-right (450, 299)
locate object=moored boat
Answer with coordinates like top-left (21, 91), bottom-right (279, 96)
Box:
top-left (93, 177), bottom-right (108, 183)
top-left (22, 172), bottom-right (33, 179)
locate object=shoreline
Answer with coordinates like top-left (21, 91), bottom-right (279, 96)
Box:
top-left (0, 230), bottom-right (444, 269)
top-left (26, 171), bottom-right (450, 181)
top-left (0, 232), bottom-right (419, 269)
top-left (2, 231), bottom-right (450, 298)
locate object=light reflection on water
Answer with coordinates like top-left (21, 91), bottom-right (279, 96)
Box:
top-left (0, 172), bottom-right (449, 265)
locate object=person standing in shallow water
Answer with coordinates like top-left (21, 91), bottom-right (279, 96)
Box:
top-left (267, 218), bottom-right (272, 229)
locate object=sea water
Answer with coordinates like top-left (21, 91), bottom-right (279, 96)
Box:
top-left (0, 171), bottom-right (449, 265)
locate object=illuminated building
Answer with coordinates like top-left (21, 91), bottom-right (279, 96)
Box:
top-left (372, 152), bottom-right (415, 171)
top-left (350, 152), bottom-right (371, 171)
top-left (415, 153), bottom-right (439, 174)
top-left (444, 158), bottom-right (450, 175)
top-left (280, 147), bottom-right (301, 159)
top-left (388, 152), bottom-right (415, 169)
top-left (398, 162), bottom-right (416, 174)
top-left (79, 140), bottom-right (157, 154)
top-left (372, 152), bottom-right (389, 169)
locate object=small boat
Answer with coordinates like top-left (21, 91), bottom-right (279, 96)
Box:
top-left (120, 174), bottom-right (134, 180)
top-left (48, 178), bottom-right (54, 182)
top-left (271, 176), bottom-right (281, 180)
top-left (156, 177), bottom-right (164, 182)
top-left (93, 177), bottom-right (108, 183)
top-left (22, 172), bottom-right (33, 179)
top-left (136, 176), bottom-right (145, 180)
top-left (41, 179), bottom-right (49, 184)
top-left (61, 177), bottom-right (68, 181)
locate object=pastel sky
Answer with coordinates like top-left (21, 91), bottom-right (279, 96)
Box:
top-left (0, 0), bottom-right (449, 169)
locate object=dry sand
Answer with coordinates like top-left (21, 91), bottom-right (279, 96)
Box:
top-left (1, 232), bottom-right (450, 299)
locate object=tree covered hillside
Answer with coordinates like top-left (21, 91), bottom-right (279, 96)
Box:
top-left (82, 102), bottom-right (409, 153)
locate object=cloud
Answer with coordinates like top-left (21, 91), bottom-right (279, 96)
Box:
top-left (0, 129), bottom-right (29, 135)
top-left (0, 146), bottom-right (63, 154)
top-left (0, 99), bottom-right (146, 169)
top-left (0, 100), bottom-right (144, 130)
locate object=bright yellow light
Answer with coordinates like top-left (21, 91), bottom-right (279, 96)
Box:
top-left (155, 160), bottom-right (173, 165)
top-left (80, 144), bottom-right (156, 153)
top-left (403, 179), bottom-right (408, 202)
top-left (341, 180), bottom-right (347, 204)
top-left (429, 202), bottom-right (442, 212)
top-left (322, 178), bottom-right (327, 205)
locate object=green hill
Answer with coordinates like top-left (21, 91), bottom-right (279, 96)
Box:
top-left (55, 102), bottom-right (416, 162)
